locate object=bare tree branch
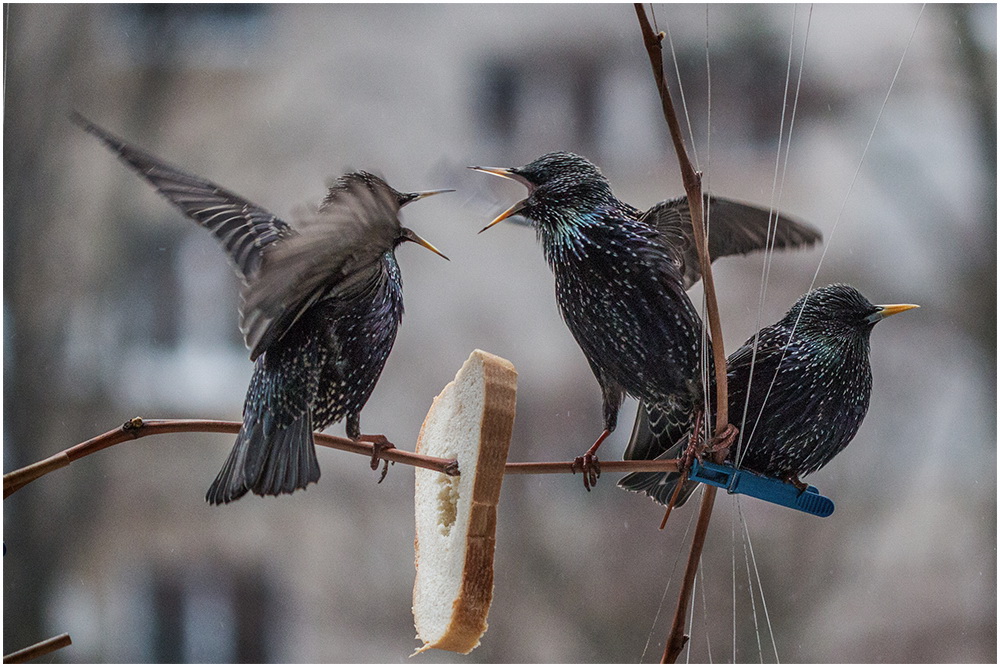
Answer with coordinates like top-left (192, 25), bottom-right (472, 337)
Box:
top-left (3, 633), bottom-right (72, 664)
top-left (633, 4), bottom-right (731, 663)
top-left (3, 418), bottom-right (459, 499)
top-left (3, 418), bottom-right (682, 499)
top-left (505, 459), bottom-right (679, 475)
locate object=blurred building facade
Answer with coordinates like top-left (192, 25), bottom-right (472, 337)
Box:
top-left (4, 4), bottom-right (995, 662)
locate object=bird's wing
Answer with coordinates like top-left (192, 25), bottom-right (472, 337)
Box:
top-left (622, 399), bottom-right (694, 462)
top-left (641, 194), bottom-right (822, 289)
top-left (725, 324), bottom-right (819, 447)
top-left (618, 400), bottom-right (703, 507)
top-left (72, 112), bottom-right (292, 281)
top-left (240, 177), bottom-right (401, 360)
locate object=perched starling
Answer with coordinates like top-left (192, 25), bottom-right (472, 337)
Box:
top-left (620, 284), bottom-right (918, 506)
top-left (73, 114), bottom-right (450, 504)
top-left (470, 152), bottom-right (818, 488)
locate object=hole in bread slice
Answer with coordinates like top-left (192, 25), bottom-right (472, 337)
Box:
top-left (436, 473), bottom-right (460, 536)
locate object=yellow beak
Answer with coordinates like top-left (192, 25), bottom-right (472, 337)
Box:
top-left (409, 188), bottom-right (455, 200)
top-left (468, 166), bottom-right (534, 233)
top-left (478, 199), bottom-right (527, 233)
top-left (469, 166), bottom-right (516, 181)
top-left (867, 303), bottom-right (919, 324)
top-left (877, 303), bottom-right (920, 318)
top-left (401, 228), bottom-right (449, 261)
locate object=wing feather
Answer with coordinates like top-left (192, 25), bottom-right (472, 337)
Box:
top-left (642, 194), bottom-right (822, 289)
top-left (73, 112), bottom-right (291, 281)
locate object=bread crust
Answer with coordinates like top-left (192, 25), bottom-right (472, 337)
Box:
top-left (412, 350), bottom-right (517, 654)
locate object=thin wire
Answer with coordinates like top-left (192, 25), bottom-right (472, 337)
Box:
top-left (662, 16), bottom-right (700, 169)
top-left (699, 557), bottom-right (714, 663)
top-left (737, 500), bottom-right (764, 661)
top-left (735, 4), bottom-right (806, 468)
top-left (805, 2), bottom-right (925, 290)
top-left (731, 496), bottom-right (738, 662)
top-left (687, 557), bottom-right (699, 663)
top-left (700, 2), bottom-right (713, 434)
top-left (739, 502), bottom-right (781, 662)
top-left (3, 4), bottom-right (9, 97)
top-left (742, 3), bottom-right (926, 450)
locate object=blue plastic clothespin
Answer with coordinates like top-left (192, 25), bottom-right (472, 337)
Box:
top-left (687, 459), bottom-right (835, 517)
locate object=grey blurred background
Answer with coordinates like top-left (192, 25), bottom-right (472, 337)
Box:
top-left (3, 3), bottom-right (995, 663)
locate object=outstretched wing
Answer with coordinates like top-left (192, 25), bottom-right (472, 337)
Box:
top-left (642, 194), bottom-right (822, 289)
top-left (240, 175), bottom-right (402, 360)
top-left (73, 112), bottom-right (291, 281)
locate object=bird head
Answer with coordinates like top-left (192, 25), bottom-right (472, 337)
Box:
top-left (785, 284), bottom-right (918, 338)
top-left (469, 152), bottom-right (615, 233)
top-left (323, 171), bottom-right (450, 260)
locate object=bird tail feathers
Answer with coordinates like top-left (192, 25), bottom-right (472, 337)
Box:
top-left (206, 412), bottom-right (320, 505)
top-left (618, 468), bottom-right (699, 507)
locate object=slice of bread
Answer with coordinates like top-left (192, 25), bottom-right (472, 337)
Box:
top-left (412, 349), bottom-right (517, 655)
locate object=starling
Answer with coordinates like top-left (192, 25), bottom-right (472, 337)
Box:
top-left (619, 284), bottom-right (918, 506)
top-left (73, 114), bottom-right (450, 504)
top-left (470, 152), bottom-right (818, 488)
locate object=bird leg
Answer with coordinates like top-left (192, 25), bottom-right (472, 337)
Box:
top-left (704, 423), bottom-right (738, 461)
top-left (347, 414), bottom-right (395, 483)
top-left (660, 412), bottom-right (706, 530)
top-left (783, 471), bottom-right (808, 492)
top-left (361, 433), bottom-right (396, 484)
top-left (571, 429), bottom-right (610, 491)
top-left (661, 416), bottom-right (739, 530)
top-left (682, 410), bottom-right (738, 466)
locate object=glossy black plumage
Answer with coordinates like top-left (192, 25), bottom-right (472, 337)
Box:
top-left (471, 152), bottom-right (819, 474)
top-left (74, 114), bottom-right (448, 504)
top-left (472, 153), bottom-right (707, 445)
top-left (620, 284), bottom-right (918, 506)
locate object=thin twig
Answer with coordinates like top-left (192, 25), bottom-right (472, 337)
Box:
top-left (634, 4), bottom-right (730, 663)
top-left (505, 459), bottom-right (678, 475)
top-left (3, 417), bottom-right (682, 499)
top-left (3, 633), bottom-right (72, 663)
top-left (634, 3), bottom-right (728, 427)
top-left (3, 417), bottom-right (460, 499)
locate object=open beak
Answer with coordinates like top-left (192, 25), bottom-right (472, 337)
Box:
top-left (468, 166), bottom-right (534, 233)
top-left (867, 303), bottom-right (919, 324)
top-left (401, 228), bottom-right (449, 261)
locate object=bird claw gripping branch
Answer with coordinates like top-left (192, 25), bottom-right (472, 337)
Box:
top-left (570, 453), bottom-right (601, 491)
top-left (571, 428), bottom-right (611, 491)
top-left (362, 434), bottom-right (396, 484)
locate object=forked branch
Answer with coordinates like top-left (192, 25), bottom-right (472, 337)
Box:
top-left (634, 4), bottom-right (730, 663)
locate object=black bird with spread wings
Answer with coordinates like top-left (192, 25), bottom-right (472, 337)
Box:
top-left (73, 114), bottom-right (450, 504)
